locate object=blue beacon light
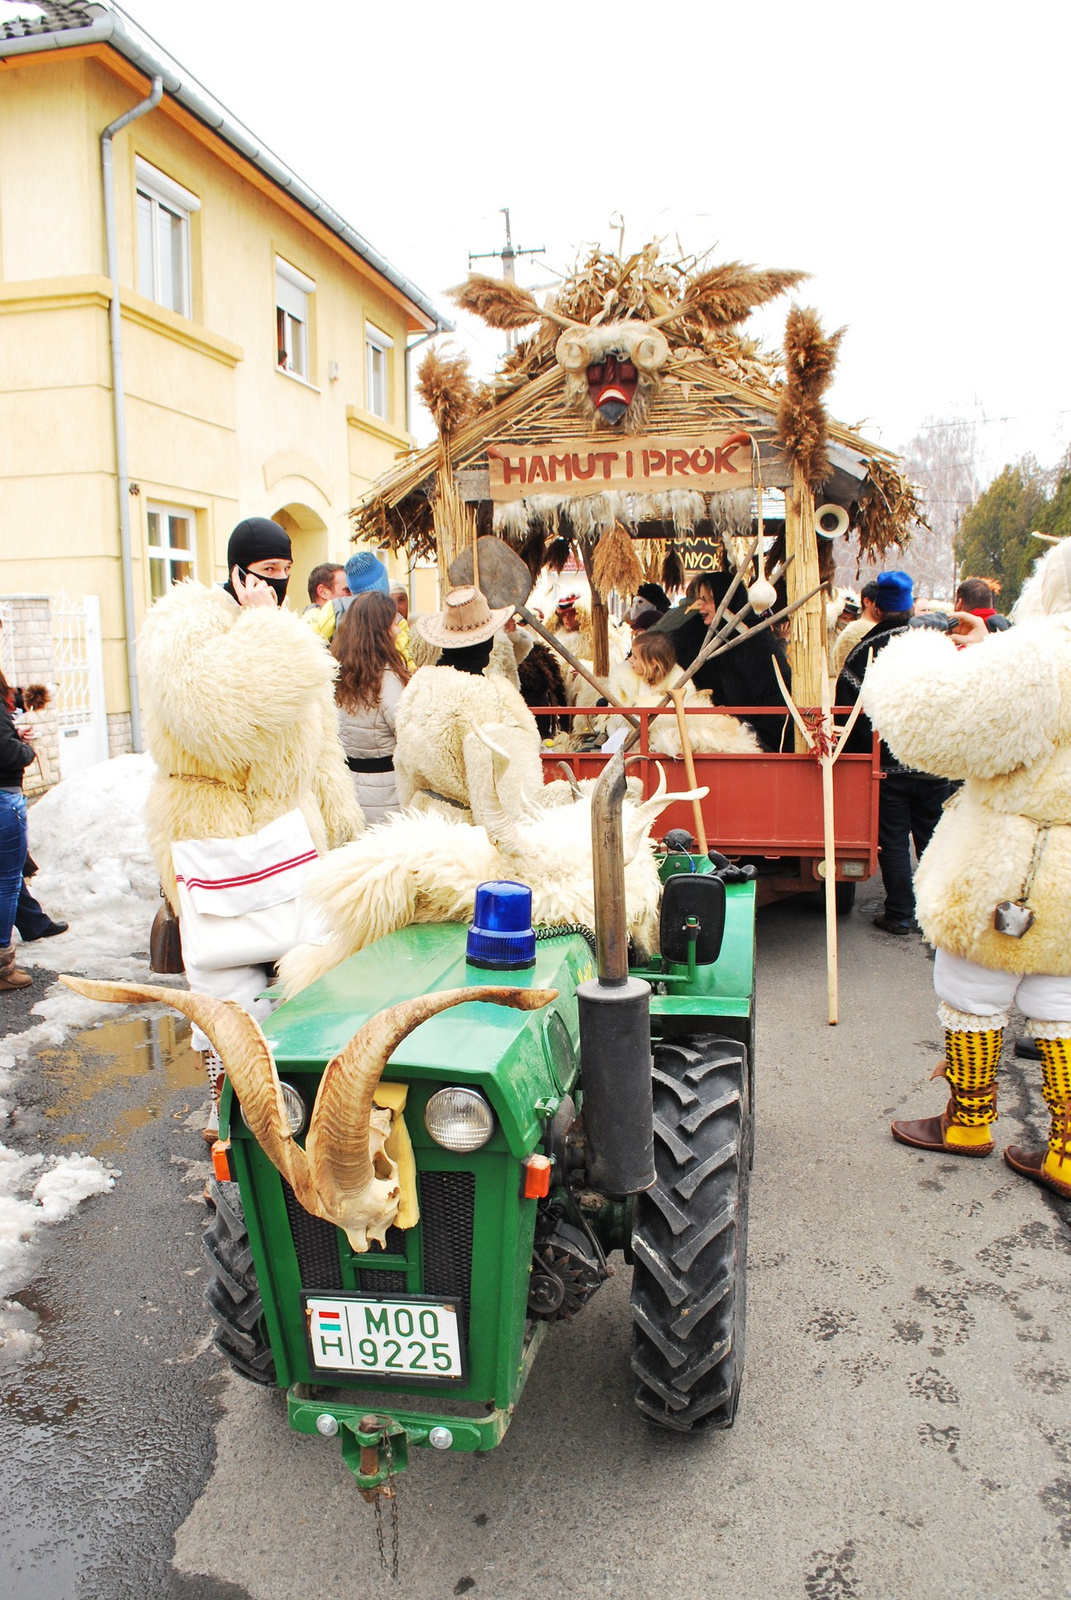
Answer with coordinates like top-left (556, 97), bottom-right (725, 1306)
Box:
top-left (466, 880), bottom-right (537, 970)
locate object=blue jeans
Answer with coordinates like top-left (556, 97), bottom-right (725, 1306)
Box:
top-left (0, 790), bottom-right (28, 947)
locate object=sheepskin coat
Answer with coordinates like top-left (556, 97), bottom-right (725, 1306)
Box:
top-left (393, 663), bottom-right (544, 828)
top-left (861, 616), bottom-right (1071, 976)
top-left (138, 582), bottom-right (363, 904)
top-left (602, 662), bottom-right (763, 756)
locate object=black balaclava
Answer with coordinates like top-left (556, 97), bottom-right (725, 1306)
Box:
top-left (440, 638), bottom-right (494, 676)
top-left (224, 517), bottom-right (293, 605)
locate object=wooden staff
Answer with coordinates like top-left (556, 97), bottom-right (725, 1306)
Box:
top-left (669, 687), bottom-right (708, 855)
top-left (771, 654), bottom-right (868, 1026)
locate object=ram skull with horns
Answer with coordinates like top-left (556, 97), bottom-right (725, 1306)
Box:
top-left (59, 976), bottom-right (555, 1251)
top-left (449, 258), bottom-right (807, 431)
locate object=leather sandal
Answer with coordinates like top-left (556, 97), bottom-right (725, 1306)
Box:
top-left (891, 1111), bottom-right (993, 1158)
top-left (1003, 1145), bottom-right (1071, 1200)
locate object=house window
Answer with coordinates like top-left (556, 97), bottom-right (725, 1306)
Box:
top-left (276, 257), bottom-right (315, 380)
top-left (366, 324), bottom-right (393, 420)
top-left (135, 158), bottom-right (198, 317)
top-left (147, 504), bottom-right (195, 600)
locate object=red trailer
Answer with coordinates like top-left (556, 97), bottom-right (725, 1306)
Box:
top-left (539, 705), bottom-right (881, 908)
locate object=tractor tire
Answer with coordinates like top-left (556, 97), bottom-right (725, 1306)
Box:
top-left (203, 1178), bottom-right (276, 1385)
top-left (630, 1035), bottom-right (750, 1432)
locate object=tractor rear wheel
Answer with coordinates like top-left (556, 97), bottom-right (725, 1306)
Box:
top-left (630, 1035), bottom-right (750, 1431)
top-left (203, 1179), bottom-right (276, 1385)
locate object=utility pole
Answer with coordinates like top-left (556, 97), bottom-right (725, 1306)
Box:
top-left (468, 208), bottom-right (544, 351)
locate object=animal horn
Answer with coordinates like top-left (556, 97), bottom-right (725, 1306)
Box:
top-left (621, 767), bottom-right (710, 863)
top-left (555, 330), bottom-right (592, 371)
top-left (58, 976), bottom-right (312, 1200)
top-left (630, 328), bottom-right (670, 372)
top-left (555, 761), bottom-right (583, 797)
top-left (307, 985), bottom-right (558, 1252)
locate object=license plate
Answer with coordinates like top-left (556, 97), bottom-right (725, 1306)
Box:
top-left (304, 1295), bottom-right (464, 1380)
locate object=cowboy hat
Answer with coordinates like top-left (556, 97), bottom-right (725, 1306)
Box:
top-left (415, 586), bottom-right (515, 649)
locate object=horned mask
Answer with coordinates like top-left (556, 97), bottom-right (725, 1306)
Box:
top-left (60, 976), bottom-right (556, 1252)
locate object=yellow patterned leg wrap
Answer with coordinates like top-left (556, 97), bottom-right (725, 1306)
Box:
top-left (1038, 1037), bottom-right (1071, 1183)
top-left (936, 1028), bottom-right (1001, 1149)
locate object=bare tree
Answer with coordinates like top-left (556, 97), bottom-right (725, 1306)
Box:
top-left (832, 416), bottom-right (981, 598)
top-left (899, 417), bottom-right (981, 598)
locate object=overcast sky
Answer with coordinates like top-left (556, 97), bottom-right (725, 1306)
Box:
top-left (87, 1), bottom-right (1071, 478)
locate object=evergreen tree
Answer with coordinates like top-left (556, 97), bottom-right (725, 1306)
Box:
top-left (955, 458), bottom-right (1047, 610)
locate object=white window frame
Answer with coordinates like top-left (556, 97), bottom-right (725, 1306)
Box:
top-left (365, 322), bottom-right (394, 420)
top-left (146, 502), bottom-right (196, 599)
top-left (276, 256), bottom-right (315, 381)
top-left (135, 157), bottom-right (199, 318)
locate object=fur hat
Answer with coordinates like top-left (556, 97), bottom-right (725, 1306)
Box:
top-left (345, 551), bottom-right (390, 595)
top-left (874, 570), bottom-right (914, 613)
top-left (415, 586), bottom-right (515, 649)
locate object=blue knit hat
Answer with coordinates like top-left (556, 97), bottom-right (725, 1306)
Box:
top-left (344, 551), bottom-right (390, 595)
top-left (874, 569), bottom-right (913, 613)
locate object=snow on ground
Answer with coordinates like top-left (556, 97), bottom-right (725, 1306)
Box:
top-left (0, 753), bottom-right (162, 1361)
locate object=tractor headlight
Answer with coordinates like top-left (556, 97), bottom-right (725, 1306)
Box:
top-left (240, 1079), bottom-right (307, 1137)
top-left (424, 1087), bottom-right (495, 1152)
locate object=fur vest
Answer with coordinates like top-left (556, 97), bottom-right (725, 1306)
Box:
top-left (861, 617), bottom-right (1071, 975)
top-left (393, 664), bottom-right (544, 827)
top-left (138, 582), bottom-right (363, 904)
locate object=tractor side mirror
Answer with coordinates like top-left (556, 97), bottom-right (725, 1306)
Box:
top-left (659, 873), bottom-right (727, 966)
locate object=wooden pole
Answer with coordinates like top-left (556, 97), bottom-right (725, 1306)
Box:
top-left (783, 462), bottom-right (824, 752)
top-left (669, 688), bottom-right (708, 855)
top-left (579, 537), bottom-right (611, 677)
top-left (819, 659), bottom-right (839, 1025)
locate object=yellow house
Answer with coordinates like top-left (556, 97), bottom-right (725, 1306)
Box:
top-left (0, 0), bottom-right (445, 755)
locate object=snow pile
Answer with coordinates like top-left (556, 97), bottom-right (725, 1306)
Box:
top-left (0, 1145), bottom-right (118, 1363)
top-left (18, 751), bottom-right (160, 976)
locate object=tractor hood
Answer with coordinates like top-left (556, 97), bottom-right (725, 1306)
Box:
top-left (264, 924), bottom-right (594, 1157)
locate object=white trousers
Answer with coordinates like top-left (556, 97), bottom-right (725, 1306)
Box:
top-left (182, 958), bottom-right (273, 1052)
top-left (934, 947), bottom-right (1071, 1037)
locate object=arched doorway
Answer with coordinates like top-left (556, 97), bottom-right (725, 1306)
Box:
top-left (272, 503), bottom-right (328, 613)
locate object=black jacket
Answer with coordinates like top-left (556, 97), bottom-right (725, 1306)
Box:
top-left (666, 611), bottom-right (791, 753)
top-left (836, 616), bottom-right (934, 772)
top-left (0, 705), bottom-right (36, 789)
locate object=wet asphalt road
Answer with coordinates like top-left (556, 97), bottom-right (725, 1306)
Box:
top-left (4, 889), bottom-right (1071, 1600)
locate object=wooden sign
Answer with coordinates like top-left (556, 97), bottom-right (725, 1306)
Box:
top-left (487, 431), bottom-right (753, 502)
top-left (677, 538), bottom-right (724, 572)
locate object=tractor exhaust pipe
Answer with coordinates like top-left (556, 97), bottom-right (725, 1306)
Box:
top-left (576, 751), bottom-right (656, 1197)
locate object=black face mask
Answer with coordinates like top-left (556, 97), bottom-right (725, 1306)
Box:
top-left (235, 565), bottom-right (289, 606)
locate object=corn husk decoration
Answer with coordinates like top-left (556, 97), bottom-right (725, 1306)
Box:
top-left (417, 344), bottom-right (479, 438)
top-left (592, 523), bottom-right (643, 600)
top-left (856, 457), bottom-right (924, 562)
top-left (776, 307), bottom-right (844, 492)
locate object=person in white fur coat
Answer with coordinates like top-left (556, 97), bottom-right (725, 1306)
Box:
top-left (860, 538), bottom-right (1071, 1200)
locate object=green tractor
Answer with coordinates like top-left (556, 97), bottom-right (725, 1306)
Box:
top-left (67, 753), bottom-right (756, 1509)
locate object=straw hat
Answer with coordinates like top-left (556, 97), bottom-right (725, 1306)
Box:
top-left (414, 586), bottom-right (515, 649)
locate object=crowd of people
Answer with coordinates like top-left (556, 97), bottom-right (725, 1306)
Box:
top-left (5, 511), bottom-right (1070, 1208)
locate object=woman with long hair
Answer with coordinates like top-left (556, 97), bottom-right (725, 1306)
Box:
top-left (0, 662), bottom-right (38, 991)
top-left (331, 590), bottom-right (410, 823)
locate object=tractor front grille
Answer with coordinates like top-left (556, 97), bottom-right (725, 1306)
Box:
top-left (283, 1171), bottom-right (474, 1326)
top-left (282, 1181), bottom-right (343, 1291)
top-left (418, 1170), bottom-right (475, 1331)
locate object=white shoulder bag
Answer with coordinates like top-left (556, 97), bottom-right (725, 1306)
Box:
top-left (171, 809), bottom-right (318, 971)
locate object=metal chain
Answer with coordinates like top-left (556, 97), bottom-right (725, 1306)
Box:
top-left (371, 1424), bottom-right (400, 1580)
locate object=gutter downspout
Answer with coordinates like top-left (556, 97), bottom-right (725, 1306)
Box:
top-left (403, 325), bottom-right (443, 609)
top-left (101, 73), bottom-right (163, 753)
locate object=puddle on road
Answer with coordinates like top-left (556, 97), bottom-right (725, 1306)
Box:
top-left (37, 1013), bottom-right (205, 1155)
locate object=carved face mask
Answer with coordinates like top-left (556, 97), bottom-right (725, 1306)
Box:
top-left (586, 352), bottom-right (639, 425)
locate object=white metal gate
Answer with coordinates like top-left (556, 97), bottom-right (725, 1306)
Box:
top-left (50, 593), bottom-right (109, 779)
